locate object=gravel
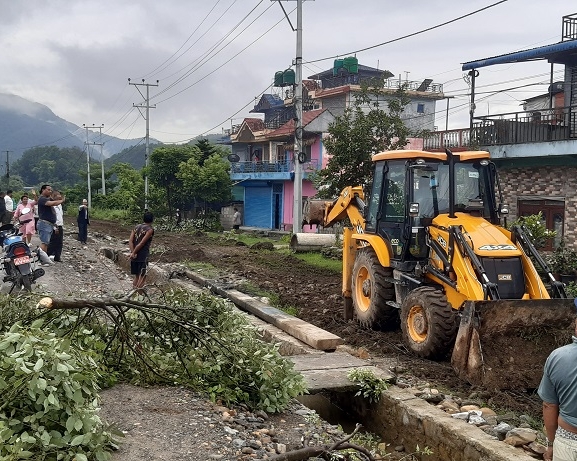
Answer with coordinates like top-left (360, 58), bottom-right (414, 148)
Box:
top-left (27, 227), bottom-right (350, 461)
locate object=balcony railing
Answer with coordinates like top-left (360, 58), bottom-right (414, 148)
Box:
top-left (230, 159), bottom-right (320, 175)
top-left (319, 75), bottom-right (443, 93)
top-left (423, 106), bottom-right (577, 150)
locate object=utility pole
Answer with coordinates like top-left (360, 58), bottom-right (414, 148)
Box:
top-left (3, 151), bottom-right (11, 188)
top-left (83, 124), bottom-right (105, 205)
top-left (129, 79), bottom-right (158, 210)
top-left (275, 0), bottom-right (306, 232)
top-left (82, 125), bottom-right (93, 208)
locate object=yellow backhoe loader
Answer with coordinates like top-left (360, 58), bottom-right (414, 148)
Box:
top-left (303, 149), bottom-right (575, 389)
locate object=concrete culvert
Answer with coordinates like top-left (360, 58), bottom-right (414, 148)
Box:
top-left (290, 233), bottom-right (337, 253)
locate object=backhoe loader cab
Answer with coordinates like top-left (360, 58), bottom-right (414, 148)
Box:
top-left (306, 149), bottom-right (575, 389)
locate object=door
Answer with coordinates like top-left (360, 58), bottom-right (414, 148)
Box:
top-left (245, 186), bottom-right (273, 228)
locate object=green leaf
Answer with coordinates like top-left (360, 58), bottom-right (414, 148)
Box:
top-left (70, 434), bottom-right (84, 446)
top-left (33, 358), bottom-right (44, 372)
top-left (74, 454), bottom-right (88, 461)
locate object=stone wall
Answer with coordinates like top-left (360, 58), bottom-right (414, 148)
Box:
top-left (332, 388), bottom-right (536, 461)
top-left (499, 165), bottom-right (577, 248)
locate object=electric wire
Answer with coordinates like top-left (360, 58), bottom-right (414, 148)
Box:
top-left (152, 1), bottom-right (274, 101)
top-left (304, 0), bottom-right (509, 65)
top-left (141, 0), bottom-right (226, 79)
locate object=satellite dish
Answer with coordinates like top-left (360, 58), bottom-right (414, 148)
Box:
top-left (228, 153), bottom-right (240, 163)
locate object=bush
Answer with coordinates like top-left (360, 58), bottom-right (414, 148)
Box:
top-left (0, 322), bottom-right (118, 460)
top-left (508, 212), bottom-right (556, 249)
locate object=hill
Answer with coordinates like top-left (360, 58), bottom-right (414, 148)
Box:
top-left (0, 93), bottom-right (155, 161)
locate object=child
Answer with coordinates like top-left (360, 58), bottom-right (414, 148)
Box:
top-left (129, 212), bottom-right (154, 291)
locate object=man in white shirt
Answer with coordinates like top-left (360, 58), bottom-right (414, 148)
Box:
top-left (47, 190), bottom-right (64, 262)
top-left (3, 190), bottom-right (13, 225)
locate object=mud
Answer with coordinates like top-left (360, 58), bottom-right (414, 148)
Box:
top-left (88, 218), bottom-right (562, 419)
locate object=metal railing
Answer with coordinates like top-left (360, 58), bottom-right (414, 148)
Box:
top-left (230, 159), bottom-right (320, 174)
top-left (319, 75), bottom-right (443, 93)
top-left (424, 106), bottom-right (577, 150)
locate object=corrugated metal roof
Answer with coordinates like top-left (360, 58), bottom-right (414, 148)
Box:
top-left (462, 39), bottom-right (577, 70)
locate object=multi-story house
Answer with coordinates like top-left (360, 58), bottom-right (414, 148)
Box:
top-left (424, 12), bottom-right (577, 250)
top-left (228, 60), bottom-right (444, 230)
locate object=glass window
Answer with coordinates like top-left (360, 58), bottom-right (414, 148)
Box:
top-left (383, 162), bottom-right (406, 222)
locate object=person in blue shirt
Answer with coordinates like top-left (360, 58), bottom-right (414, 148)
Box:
top-left (538, 299), bottom-right (577, 461)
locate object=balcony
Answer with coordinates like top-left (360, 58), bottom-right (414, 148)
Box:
top-left (230, 159), bottom-right (321, 181)
top-left (424, 106), bottom-right (577, 151)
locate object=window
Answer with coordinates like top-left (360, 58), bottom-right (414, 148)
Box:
top-left (517, 199), bottom-right (565, 251)
top-left (417, 103), bottom-right (425, 114)
top-left (277, 145), bottom-right (287, 164)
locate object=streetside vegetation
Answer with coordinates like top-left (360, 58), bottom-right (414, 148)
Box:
top-left (0, 289), bottom-right (307, 460)
top-left (311, 80), bottom-right (417, 199)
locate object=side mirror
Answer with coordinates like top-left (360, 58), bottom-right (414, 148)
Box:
top-left (499, 203), bottom-right (509, 215)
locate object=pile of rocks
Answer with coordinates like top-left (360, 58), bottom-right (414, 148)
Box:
top-left (414, 388), bottom-right (546, 459)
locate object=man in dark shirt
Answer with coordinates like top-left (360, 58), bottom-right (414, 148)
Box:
top-left (37, 184), bottom-right (65, 253)
top-left (129, 212), bottom-right (154, 292)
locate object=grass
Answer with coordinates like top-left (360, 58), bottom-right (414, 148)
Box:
top-left (182, 261), bottom-right (221, 279)
top-left (281, 249), bottom-right (342, 274)
top-left (206, 231), bottom-right (285, 248)
top-left (236, 281), bottom-right (299, 317)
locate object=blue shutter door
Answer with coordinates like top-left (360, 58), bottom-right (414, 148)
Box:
top-left (245, 186), bottom-right (272, 228)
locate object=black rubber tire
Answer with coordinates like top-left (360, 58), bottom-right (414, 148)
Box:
top-left (21, 275), bottom-right (32, 292)
top-left (400, 286), bottom-right (457, 359)
top-left (351, 248), bottom-right (398, 330)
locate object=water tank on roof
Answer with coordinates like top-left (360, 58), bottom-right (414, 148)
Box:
top-left (343, 56), bottom-right (358, 74)
top-left (274, 71), bottom-right (284, 87)
top-left (333, 58), bottom-right (344, 76)
top-left (283, 68), bottom-right (295, 86)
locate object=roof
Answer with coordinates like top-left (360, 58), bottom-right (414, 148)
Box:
top-left (267, 109), bottom-right (327, 138)
top-left (307, 64), bottom-right (393, 80)
top-left (242, 118), bottom-right (266, 132)
top-left (462, 39), bottom-right (577, 70)
top-left (372, 150), bottom-right (490, 162)
top-left (250, 94), bottom-right (284, 113)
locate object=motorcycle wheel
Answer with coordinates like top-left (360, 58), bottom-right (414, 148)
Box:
top-left (21, 276), bottom-right (32, 292)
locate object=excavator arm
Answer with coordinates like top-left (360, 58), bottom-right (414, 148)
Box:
top-left (303, 185), bottom-right (366, 230)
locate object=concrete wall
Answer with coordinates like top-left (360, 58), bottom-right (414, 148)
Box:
top-left (332, 387), bottom-right (536, 461)
top-left (221, 205), bottom-right (243, 230)
top-left (499, 165), bottom-right (577, 247)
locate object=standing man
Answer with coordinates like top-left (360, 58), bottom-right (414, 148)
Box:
top-left (37, 184), bottom-right (65, 253)
top-left (47, 190), bottom-right (64, 262)
top-left (3, 190), bottom-right (13, 225)
top-left (0, 192), bottom-right (6, 228)
top-left (129, 211), bottom-right (154, 292)
top-left (538, 302), bottom-right (577, 461)
top-left (77, 199), bottom-right (89, 244)
top-left (233, 207), bottom-right (241, 231)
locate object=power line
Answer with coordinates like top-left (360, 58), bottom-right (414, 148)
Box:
top-left (304, 0), bottom-right (508, 65)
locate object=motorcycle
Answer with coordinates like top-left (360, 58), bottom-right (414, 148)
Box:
top-left (0, 223), bottom-right (45, 293)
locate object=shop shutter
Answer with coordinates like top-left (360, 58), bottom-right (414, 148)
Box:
top-left (245, 186), bottom-right (272, 228)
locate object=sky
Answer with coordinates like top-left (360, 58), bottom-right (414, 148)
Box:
top-left (0, 0), bottom-right (575, 145)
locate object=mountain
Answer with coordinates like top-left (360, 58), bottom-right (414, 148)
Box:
top-left (0, 93), bottom-right (155, 161)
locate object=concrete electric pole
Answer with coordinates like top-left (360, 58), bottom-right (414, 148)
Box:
top-left (129, 79), bottom-right (158, 211)
top-left (3, 151), bottom-right (11, 188)
top-left (275, 0), bottom-right (308, 232)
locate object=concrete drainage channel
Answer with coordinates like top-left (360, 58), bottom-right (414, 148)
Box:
top-left (103, 248), bottom-right (537, 461)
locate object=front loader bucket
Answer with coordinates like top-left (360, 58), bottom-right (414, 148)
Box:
top-left (451, 299), bottom-right (575, 390)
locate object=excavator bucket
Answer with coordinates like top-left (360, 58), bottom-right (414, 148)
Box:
top-left (451, 299), bottom-right (576, 390)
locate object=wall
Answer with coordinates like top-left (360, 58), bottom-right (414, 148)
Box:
top-left (499, 165), bottom-right (577, 247)
top-left (221, 204), bottom-right (244, 230)
top-left (330, 387), bottom-right (536, 461)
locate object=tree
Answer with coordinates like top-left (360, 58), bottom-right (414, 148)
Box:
top-left (178, 153), bottom-right (232, 208)
top-left (312, 82), bottom-right (412, 198)
top-left (194, 138), bottom-right (217, 165)
top-left (148, 145), bottom-right (197, 215)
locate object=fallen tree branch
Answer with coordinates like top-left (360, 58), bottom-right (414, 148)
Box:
top-left (269, 424), bottom-right (376, 461)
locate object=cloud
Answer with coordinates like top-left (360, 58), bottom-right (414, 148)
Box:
top-left (0, 0), bottom-right (574, 143)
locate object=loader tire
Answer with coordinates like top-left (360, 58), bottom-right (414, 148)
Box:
top-left (351, 248), bottom-right (398, 330)
top-left (400, 286), bottom-right (457, 359)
